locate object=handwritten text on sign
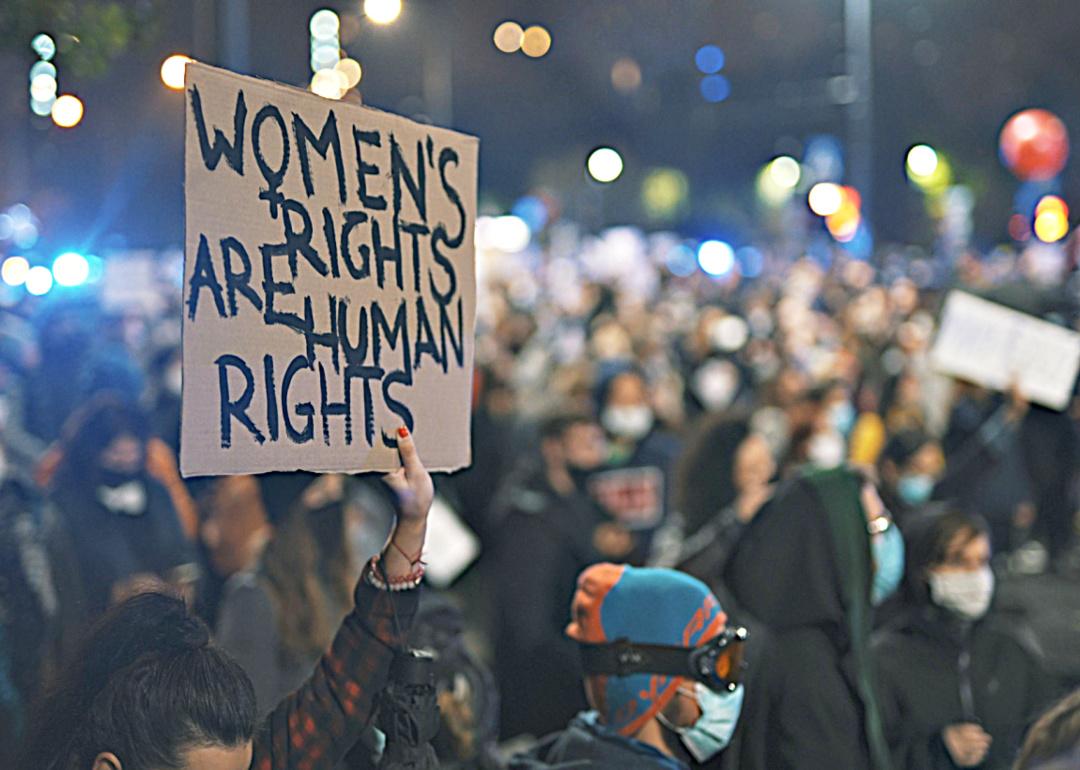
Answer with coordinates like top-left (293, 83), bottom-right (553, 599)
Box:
top-left (181, 64), bottom-right (478, 476)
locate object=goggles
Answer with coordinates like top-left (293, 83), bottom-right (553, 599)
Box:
top-left (578, 625), bottom-right (748, 693)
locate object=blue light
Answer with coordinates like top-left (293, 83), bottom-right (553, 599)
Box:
top-left (700, 74), bottom-right (731, 103)
top-left (695, 45), bottom-right (725, 75)
top-left (52, 251), bottom-right (90, 287)
top-left (697, 240), bottom-right (735, 277)
top-left (666, 244), bottom-right (698, 277)
top-left (511, 195), bottom-right (549, 232)
top-left (736, 246), bottom-right (764, 278)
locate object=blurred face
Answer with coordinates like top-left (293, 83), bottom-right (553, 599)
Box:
top-left (904, 441), bottom-right (945, 478)
top-left (99, 435), bottom-right (144, 476)
top-left (930, 531), bottom-right (991, 575)
top-left (607, 372), bottom-right (649, 409)
top-left (92, 743), bottom-right (253, 770)
top-left (562, 422), bottom-right (607, 470)
top-left (733, 434), bottom-right (774, 491)
top-left (200, 476), bottom-right (271, 577)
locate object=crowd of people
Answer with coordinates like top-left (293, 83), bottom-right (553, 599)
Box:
top-left (2, 224), bottom-right (1080, 769)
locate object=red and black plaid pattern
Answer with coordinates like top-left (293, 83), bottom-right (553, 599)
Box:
top-left (251, 576), bottom-right (418, 770)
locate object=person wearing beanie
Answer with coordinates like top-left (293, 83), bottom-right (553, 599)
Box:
top-left (510, 563), bottom-right (745, 769)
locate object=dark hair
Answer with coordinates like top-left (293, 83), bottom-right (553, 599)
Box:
top-left (901, 509), bottom-right (990, 604)
top-left (1015, 688), bottom-right (1080, 769)
top-left (538, 408), bottom-right (596, 442)
top-left (674, 414), bottom-right (751, 536)
top-left (53, 394), bottom-right (151, 489)
top-left (880, 428), bottom-right (933, 469)
top-left (18, 592), bottom-right (257, 770)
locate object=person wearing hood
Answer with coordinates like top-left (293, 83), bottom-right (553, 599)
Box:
top-left (873, 510), bottom-right (1058, 769)
top-left (489, 409), bottom-right (609, 740)
top-left (877, 429), bottom-right (946, 522)
top-left (48, 395), bottom-right (197, 619)
top-left (724, 466), bottom-right (904, 770)
top-left (511, 563), bottom-right (746, 770)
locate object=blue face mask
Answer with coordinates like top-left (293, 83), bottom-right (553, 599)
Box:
top-left (897, 474), bottom-right (934, 506)
top-left (829, 401), bottom-right (857, 436)
top-left (871, 523), bottom-right (905, 605)
top-left (660, 683), bottom-right (744, 763)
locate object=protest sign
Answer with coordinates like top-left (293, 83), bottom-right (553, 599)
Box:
top-left (930, 290), bottom-right (1080, 411)
top-left (181, 63), bottom-right (478, 476)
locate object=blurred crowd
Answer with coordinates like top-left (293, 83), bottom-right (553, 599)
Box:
top-left (3, 224), bottom-right (1080, 769)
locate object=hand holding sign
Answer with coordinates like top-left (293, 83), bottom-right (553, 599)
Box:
top-left (181, 63), bottom-right (478, 476)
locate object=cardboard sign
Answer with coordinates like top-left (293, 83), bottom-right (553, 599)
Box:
top-left (589, 466), bottom-right (665, 530)
top-left (930, 290), bottom-right (1080, 411)
top-left (181, 63), bottom-right (478, 476)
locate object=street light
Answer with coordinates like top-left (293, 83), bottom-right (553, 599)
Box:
top-left (365, 0), bottom-right (402, 25)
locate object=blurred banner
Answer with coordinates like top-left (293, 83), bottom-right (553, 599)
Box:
top-left (931, 291), bottom-right (1080, 411)
top-left (181, 63), bottom-right (478, 476)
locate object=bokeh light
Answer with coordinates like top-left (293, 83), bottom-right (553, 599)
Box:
top-left (1035, 195), bottom-right (1068, 219)
top-left (695, 45), bottom-right (725, 74)
top-left (826, 202), bottom-right (861, 242)
top-left (51, 95), bottom-right (84, 128)
top-left (1, 257), bottom-right (30, 287)
top-left (521, 26), bottom-right (552, 58)
top-left (666, 244), bottom-right (698, 277)
top-left (30, 96), bottom-right (56, 116)
top-left (489, 215), bottom-right (531, 252)
top-left (611, 57), bottom-right (642, 93)
top-left (160, 54), bottom-right (193, 90)
top-left (697, 240), bottom-right (735, 276)
top-left (364, 0), bottom-right (403, 25)
top-left (311, 69), bottom-right (346, 99)
top-left (309, 9), bottom-right (341, 39)
top-left (906, 144), bottom-right (939, 179)
top-left (767, 156), bottom-right (801, 190)
top-left (335, 58), bottom-right (363, 88)
top-left (25, 266), bottom-right (54, 296)
top-left (30, 73), bottom-right (57, 102)
top-left (31, 33), bottom-right (56, 61)
top-left (587, 147), bottom-right (624, 183)
top-left (310, 42), bottom-right (341, 72)
top-left (808, 183), bottom-right (844, 216)
top-left (736, 246), bottom-right (765, 278)
top-left (641, 168), bottom-right (689, 220)
top-left (511, 196), bottom-right (549, 231)
top-left (700, 74), bottom-right (731, 103)
top-left (493, 21), bottom-right (524, 53)
top-left (29, 61), bottom-right (57, 82)
top-left (1034, 198), bottom-right (1069, 242)
top-left (52, 252), bottom-right (90, 287)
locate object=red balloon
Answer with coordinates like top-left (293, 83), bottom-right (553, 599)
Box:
top-left (999, 108), bottom-right (1070, 181)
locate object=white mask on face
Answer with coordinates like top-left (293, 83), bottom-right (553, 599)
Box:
top-left (602, 405), bottom-right (654, 441)
top-left (928, 566), bottom-right (995, 621)
top-left (806, 430), bottom-right (846, 468)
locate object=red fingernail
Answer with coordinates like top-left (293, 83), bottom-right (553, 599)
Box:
top-left (398, 426), bottom-right (409, 438)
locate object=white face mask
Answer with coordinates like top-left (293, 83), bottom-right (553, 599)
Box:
top-left (692, 360), bottom-right (739, 411)
top-left (807, 430), bottom-right (846, 468)
top-left (602, 405), bottom-right (654, 441)
top-left (928, 566), bottom-right (995, 621)
top-left (98, 481), bottom-right (148, 516)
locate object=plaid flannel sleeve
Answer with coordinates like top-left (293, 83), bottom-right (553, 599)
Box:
top-left (250, 574), bottom-right (419, 770)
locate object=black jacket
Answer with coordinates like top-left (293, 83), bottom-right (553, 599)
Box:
top-left (724, 468), bottom-right (892, 770)
top-left (489, 464), bottom-right (604, 740)
top-left (873, 605), bottom-right (1058, 769)
top-left (509, 712), bottom-right (686, 770)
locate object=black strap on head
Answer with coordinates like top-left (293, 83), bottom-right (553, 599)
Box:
top-left (578, 626), bottom-right (748, 692)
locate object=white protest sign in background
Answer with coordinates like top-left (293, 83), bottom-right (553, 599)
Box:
top-left (930, 290), bottom-right (1080, 411)
top-left (182, 63), bottom-right (478, 476)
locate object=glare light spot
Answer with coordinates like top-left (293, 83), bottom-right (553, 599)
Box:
top-left (160, 54), bottom-right (193, 90)
top-left (30, 73), bottom-right (57, 102)
top-left (1034, 210), bottom-right (1069, 243)
top-left (698, 240), bottom-right (735, 276)
top-left (51, 94), bottom-right (83, 128)
top-left (808, 182), bottom-right (844, 216)
top-left (29, 61), bottom-right (57, 82)
top-left (310, 69), bottom-right (345, 99)
top-left (666, 244), bottom-right (698, 277)
top-left (1, 257), bottom-right (30, 287)
top-left (695, 45), bottom-right (725, 74)
top-left (906, 144), bottom-right (939, 178)
top-left (489, 215), bottom-right (531, 252)
top-left (493, 21), bottom-right (524, 53)
top-left (52, 252), bottom-right (90, 287)
top-left (32, 33), bottom-right (56, 61)
top-left (587, 147), bottom-right (624, 183)
top-left (521, 25), bottom-right (552, 58)
top-left (30, 95), bottom-right (56, 117)
top-left (310, 42), bottom-right (341, 72)
top-left (364, 0), bottom-right (402, 25)
top-left (700, 74), bottom-right (731, 103)
top-left (611, 57), bottom-right (642, 93)
top-left (25, 265), bottom-right (54, 296)
top-left (1035, 195), bottom-right (1068, 219)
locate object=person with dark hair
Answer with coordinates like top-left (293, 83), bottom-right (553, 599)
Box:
top-left (671, 414), bottom-right (774, 584)
top-left (724, 466), bottom-right (905, 770)
top-left (19, 427), bottom-right (434, 770)
top-left (48, 395), bottom-right (197, 618)
top-left (1014, 688), bottom-right (1080, 770)
top-left (489, 408), bottom-right (608, 740)
top-left (873, 510), bottom-right (1057, 769)
top-left (876, 429), bottom-right (945, 521)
